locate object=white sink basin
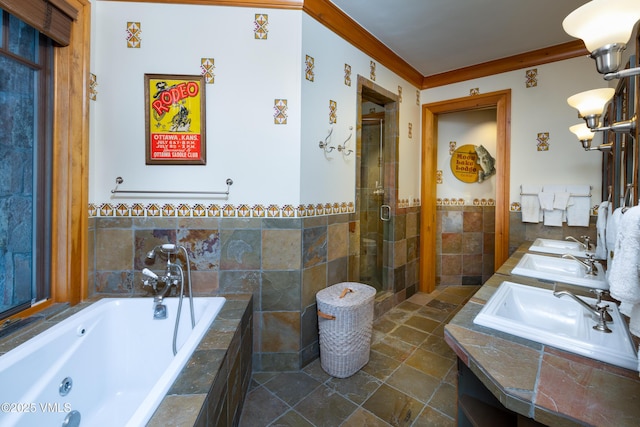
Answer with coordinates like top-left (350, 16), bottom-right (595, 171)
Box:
top-left (512, 253), bottom-right (608, 290)
top-left (474, 281), bottom-right (637, 370)
top-left (529, 238), bottom-right (594, 258)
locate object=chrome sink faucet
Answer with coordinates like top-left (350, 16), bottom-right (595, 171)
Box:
top-left (553, 290), bottom-right (612, 333)
top-left (565, 235), bottom-right (592, 251)
top-left (562, 253), bottom-right (598, 275)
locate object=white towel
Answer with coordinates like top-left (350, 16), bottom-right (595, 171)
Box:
top-left (538, 192), bottom-right (555, 210)
top-left (595, 201), bottom-right (608, 260)
top-left (606, 207), bottom-right (623, 271)
top-left (541, 185), bottom-right (565, 226)
top-left (566, 185), bottom-right (592, 227)
top-left (608, 205), bottom-right (640, 337)
top-left (521, 185), bottom-right (542, 223)
top-left (553, 192), bottom-right (571, 210)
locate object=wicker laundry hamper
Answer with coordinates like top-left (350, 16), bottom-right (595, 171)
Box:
top-left (316, 282), bottom-right (376, 378)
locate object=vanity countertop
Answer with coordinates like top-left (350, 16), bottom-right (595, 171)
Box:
top-left (445, 242), bottom-right (640, 427)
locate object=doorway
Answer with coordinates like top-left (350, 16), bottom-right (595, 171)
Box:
top-left (420, 90), bottom-right (511, 293)
top-left (355, 76), bottom-right (399, 294)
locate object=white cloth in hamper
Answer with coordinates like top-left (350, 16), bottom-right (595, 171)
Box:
top-left (607, 206), bottom-right (640, 332)
top-left (566, 185), bottom-right (592, 227)
top-left (595, 201), bottom-right (608, 260)
top-left (520, 184), bottom-right (542, 223)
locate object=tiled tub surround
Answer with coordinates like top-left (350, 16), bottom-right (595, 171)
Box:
top-left (0, 294), bottom-right (253, 427)
top-left (445, 244), bottom-right (640, 426)
top-left (89, 207), bottom-right (419, 372)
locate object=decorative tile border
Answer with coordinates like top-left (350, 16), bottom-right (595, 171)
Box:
top-left (88, 200), bottom-right (423, 218)
top-left (437, 198), bottom-right (495, 207)
top-left (510, 202), bottom-right (597, 216)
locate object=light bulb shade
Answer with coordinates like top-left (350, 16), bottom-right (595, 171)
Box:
top-left (569, 123), bottom-right (595, 141)
top-left (563, 0), bottom-right (640, 52)
top-left (567, 88), bottom-right (614, 117)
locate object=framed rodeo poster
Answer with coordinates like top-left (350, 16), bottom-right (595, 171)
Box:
top-left (144, 74), bottom-right (206, 165)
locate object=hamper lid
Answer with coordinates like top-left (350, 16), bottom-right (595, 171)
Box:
top-left (316, 282), bottom-right (376, 307)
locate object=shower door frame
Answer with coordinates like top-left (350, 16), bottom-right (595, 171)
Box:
top-left (354, 76), bottom-right (399, 295)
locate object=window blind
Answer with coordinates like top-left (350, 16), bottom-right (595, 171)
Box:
top-left (0, 0), bottom-right (78, 46)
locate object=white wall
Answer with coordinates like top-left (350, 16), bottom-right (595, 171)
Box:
top-left (89, 2), bottom-right (422, 210)
top-left (423, 57), bottom-right (607, 209)
top-left (299, 14), bottom-right (422, 206)
top-left (437, 109), bottom-right (497, 203)
top-left (91, 2), bottom-right (302, 207)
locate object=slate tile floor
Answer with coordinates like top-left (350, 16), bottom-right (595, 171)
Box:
top-left (239, 285), bottom-right (480, 426)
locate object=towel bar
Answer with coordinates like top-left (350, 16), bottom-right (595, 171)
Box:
top-left (111, 176), bottom-right (233, 196)
top-left (520, 192), bottom-right (591, 197)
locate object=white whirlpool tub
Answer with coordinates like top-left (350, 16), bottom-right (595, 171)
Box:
top-left (0, 296), bottom-right (225, 427)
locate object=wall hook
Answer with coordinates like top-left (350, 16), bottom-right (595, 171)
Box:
top-left (337, 126), bottom-right (354, 156)
top-left (319, 127), bottom-right (335, 153)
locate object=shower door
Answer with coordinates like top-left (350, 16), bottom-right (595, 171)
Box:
top-left (359, 115), bottom-right (386, 291)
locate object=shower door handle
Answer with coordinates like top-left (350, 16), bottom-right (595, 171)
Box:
top-left (380, 205), bottom-right (391, 221)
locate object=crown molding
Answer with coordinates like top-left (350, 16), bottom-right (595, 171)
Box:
top-left (422, 40), bottom-right (589, 89)
top-left (99, 0), bottom-right (304, 9)
top-left (302, 0), bottom-right (424, 87)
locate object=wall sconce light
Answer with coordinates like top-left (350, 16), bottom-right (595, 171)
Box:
top-left (569, 123), bottom-right (613, 151)
top-left (567, 88), bottom-right (614, 129)
top-left (563, 0), bottom-right (640, 79)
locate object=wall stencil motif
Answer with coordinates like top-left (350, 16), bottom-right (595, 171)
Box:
top-left (537, 132), bottom-right (550, 151)
top-left (201, 58), bottom-right (215, 84)
top-left (329, 100), bottom-right (337, 124)
top-left (274, 99), bottom-right (287, 124)
top-left (305, 55), bottom-right (315, 82)
top-left (89, 73), bottom-right (98, 101)
top-left (436, 170), bottom-right (443, 184)
top-left (408, 123), bottom-right (412, 139)
top-left (370, 61), bottom-right (376, 81)
top-left (254, 14), bottom-right (268, 39)
top-left (470, 88), bottom-right (480, 96)
top-left (344, 63), bottom-right (351, 86)
top-left (449, 141), bottom-right (457, 155)
top-left (126, 22), bottom-right (141, 48)
top-left (416, 90), bottom-right (420, 106)
top-left (398, 85), bottom-right (403, 102)
top-left (526, 68), bottom-right (538, 88)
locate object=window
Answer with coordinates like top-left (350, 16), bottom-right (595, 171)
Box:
top-left (0, 9), bottom-right (53, 319)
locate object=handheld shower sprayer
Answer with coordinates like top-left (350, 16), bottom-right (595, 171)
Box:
top-left (146, 243), bottom-right (179, 261)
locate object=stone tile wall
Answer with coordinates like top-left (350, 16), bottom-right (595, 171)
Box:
top-left (88, 205), bottom-right (420, 372)
top-left (436, 206), bottom-right (495, 286)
